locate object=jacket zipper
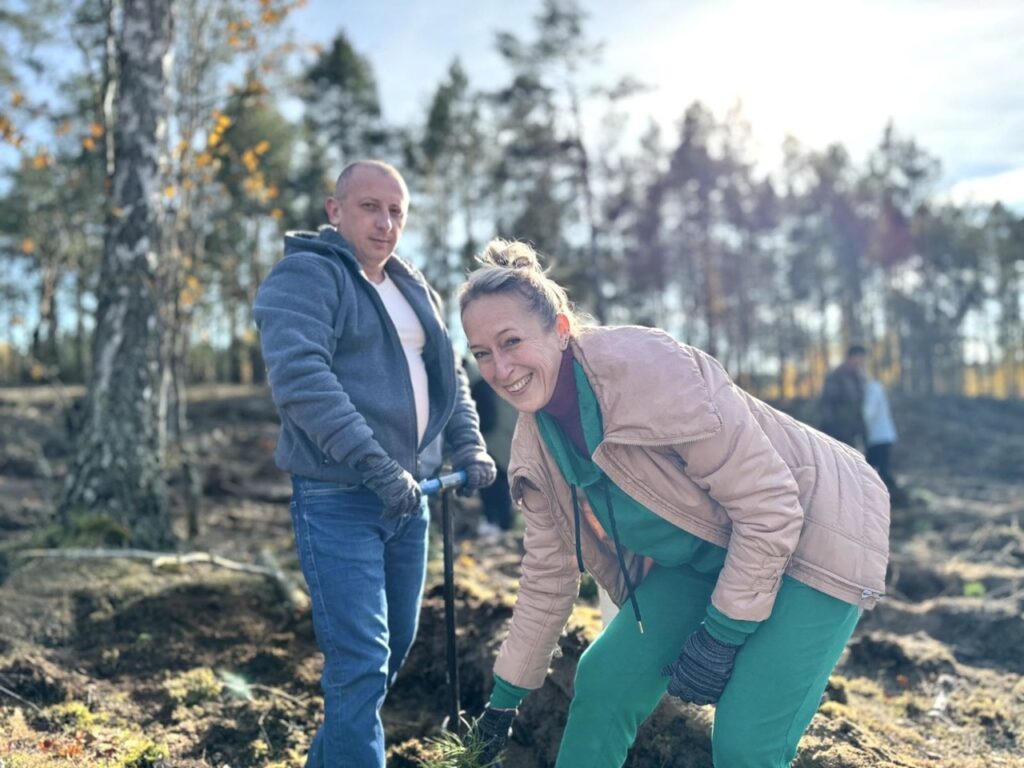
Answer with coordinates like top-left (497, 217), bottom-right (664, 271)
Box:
top-left (361, 274), bottom-right (421, 470)
top-left (792, 560), bottom-right (885, 603)
top-left (364, 264), bottom-right (452, 468)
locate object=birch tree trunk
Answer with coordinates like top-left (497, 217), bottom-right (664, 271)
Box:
top-left (59, 0), bottom-right (176, 549)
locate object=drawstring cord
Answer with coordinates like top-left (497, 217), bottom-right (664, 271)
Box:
top-left (569, 483), bottom-right (644, 634)
top-left (603, 484), bottom-right (644, 634)
top-left (570, 485), bottom-right (585, 573)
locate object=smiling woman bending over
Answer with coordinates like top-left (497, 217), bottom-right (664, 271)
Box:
top-left (459, 238), bottom-right (890, 768)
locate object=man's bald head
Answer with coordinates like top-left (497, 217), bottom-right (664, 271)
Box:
top-left (333, 160), bottom-right (409, 204)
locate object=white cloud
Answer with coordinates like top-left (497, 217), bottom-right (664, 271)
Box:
top-left (945, 166), bottom-right (1024, 211)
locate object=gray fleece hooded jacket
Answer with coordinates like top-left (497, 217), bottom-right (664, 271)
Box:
top-left (254, 227), bottom-right (484, 484)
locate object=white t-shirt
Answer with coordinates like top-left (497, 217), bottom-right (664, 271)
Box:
top-left (370, 273), bottom-right (429, 446)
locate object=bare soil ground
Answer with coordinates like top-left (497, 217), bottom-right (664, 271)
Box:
top-left (0, 386), bottom-right (1022, 767)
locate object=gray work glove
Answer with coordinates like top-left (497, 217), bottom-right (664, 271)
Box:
top-left (356, 454), bottom-right (423, 520)
top-left (450, 445), bottom-right (497, 498)
top-left (662, 625), bottom-right (739, 706)
top-left (468, 707), bottom-right (516, 767)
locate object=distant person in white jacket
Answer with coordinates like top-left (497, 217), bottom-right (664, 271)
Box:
top-left (863, 378), bottom-right (900, 498)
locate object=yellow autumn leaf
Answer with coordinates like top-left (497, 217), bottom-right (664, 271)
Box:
top-left (266, 184), bottom-right (280, 200)
top-left (228, 34), bottom-right (241, 47)
top-left (180, 274), bottom-right (204, 308)
top-left (164, 185), bottom-right (177, 198)
top-left (242, 174), bottom-right (265, 194)
top-left (82, 136), bottom-right (96, 151)
top-left (21, 238), bottom-right (35, 254)
top-left (241, 149), bottom-right (259, 173)
top-left (253, 139), bottom-right (271, 155)
top-left (0, 119), bottom-right (22, 146)
top-left (89, 122), bottom-right (104, 138)
top-left (32, 152), bottom-right (51, 169)
top-left (270, 208), bottom-right (284, 220)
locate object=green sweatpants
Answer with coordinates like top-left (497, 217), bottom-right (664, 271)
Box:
top-left (557, 564), bottom-right (860, 768)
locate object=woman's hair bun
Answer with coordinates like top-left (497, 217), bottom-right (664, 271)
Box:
top-left (460, 236), bottom-right (579, 335)
top-left (478, 239), bottom-right (539, 271)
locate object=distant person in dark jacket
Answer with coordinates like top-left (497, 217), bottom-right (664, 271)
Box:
top-left (253, 160), bottom-right (495, 768)
top-left (820, 345), bottom-right (867, 446)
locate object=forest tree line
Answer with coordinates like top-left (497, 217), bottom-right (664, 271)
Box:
top-left (2, 0), bottom-right (1022, 402)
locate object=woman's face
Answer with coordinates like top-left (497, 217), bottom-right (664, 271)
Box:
top-left (463, 293), bottom-right (567, 414)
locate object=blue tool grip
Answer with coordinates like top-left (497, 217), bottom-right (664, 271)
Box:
top-left (420, 470), bottom-right (468, 496)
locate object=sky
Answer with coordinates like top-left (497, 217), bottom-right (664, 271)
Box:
top-left (286, 0), bottom-right (1024, 209)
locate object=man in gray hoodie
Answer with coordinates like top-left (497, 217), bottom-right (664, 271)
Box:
top-left (254, 160), bottom-right (494, 767)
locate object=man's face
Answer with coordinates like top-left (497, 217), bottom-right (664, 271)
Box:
top-left (325, 168), bottom-right (408, 272)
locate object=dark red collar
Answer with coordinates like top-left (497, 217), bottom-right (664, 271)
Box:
top-left (541, 347), bottom-right (588, 456)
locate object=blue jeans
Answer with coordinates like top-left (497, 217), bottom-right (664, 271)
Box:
top-left (290, 476), bottom-right (430, 768)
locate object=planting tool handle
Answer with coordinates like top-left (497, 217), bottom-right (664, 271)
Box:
top-left (420, 470), bottom-right (468, 496)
